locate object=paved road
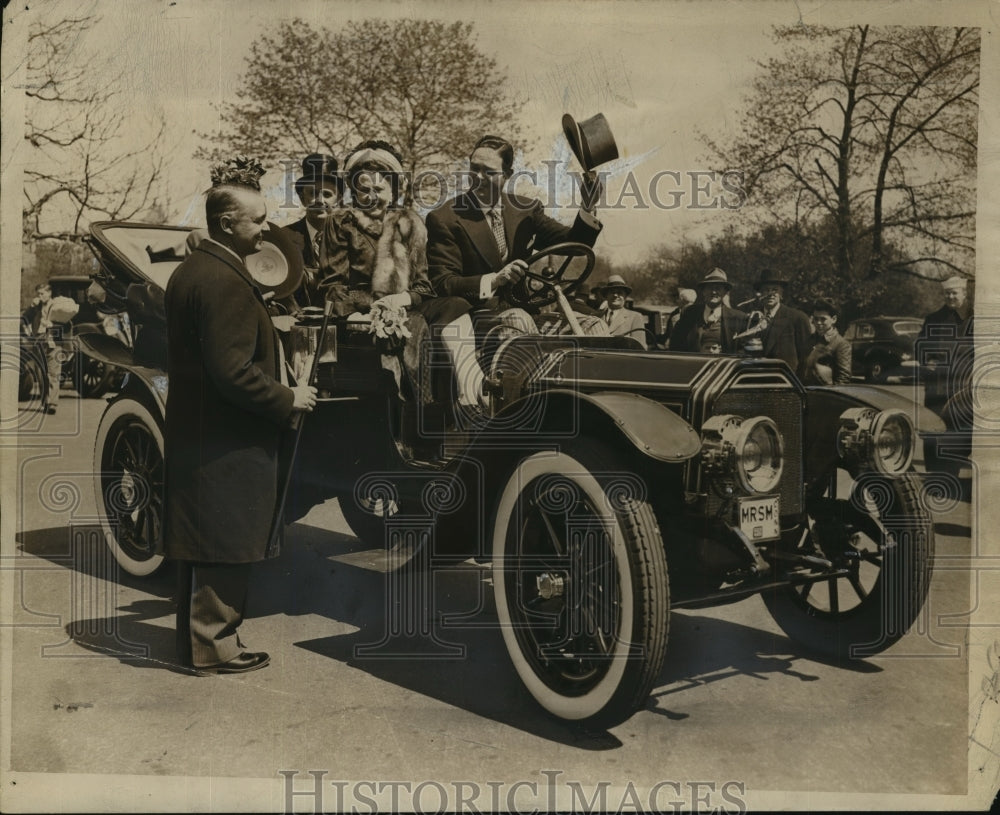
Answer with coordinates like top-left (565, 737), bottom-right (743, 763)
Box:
top-left (3, 390), bottom-right (977, 811)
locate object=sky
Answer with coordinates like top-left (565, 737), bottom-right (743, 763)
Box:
top-left (7, 0), bottom-right (996, 269)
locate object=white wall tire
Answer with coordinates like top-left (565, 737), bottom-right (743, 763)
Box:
top-left (491, 440), bottom-right (669, 729)
top-left (93, 396), bottom-right (166, 577)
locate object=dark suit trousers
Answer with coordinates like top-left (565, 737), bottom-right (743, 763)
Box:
top-left (176, 561), bottom-right (252, 667)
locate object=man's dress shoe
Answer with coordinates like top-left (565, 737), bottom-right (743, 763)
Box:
top-left (196, 651), bottom-right (270, 675)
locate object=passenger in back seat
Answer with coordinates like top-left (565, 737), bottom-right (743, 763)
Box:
top-left (317, 141), bottom-right (486, 414)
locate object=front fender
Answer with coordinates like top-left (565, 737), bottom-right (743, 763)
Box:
top-left (442, 389), bottom-right (699, 557)
top-left (804, 385), bottom-right (944, 485)
top-left (480, 388), bottom-right (701, 464)
top-left (76, 330), bottom-right (167, 414)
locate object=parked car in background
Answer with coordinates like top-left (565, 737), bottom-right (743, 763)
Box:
top-left (18, 274), bottom-right (123, 403)
top-left (631, 302), bottom-right (679, 349)
top-left (843, 316), bottom-right (922, 383)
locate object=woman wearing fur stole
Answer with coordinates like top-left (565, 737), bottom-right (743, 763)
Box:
top-left (318, 141), bottom-right (485, 412)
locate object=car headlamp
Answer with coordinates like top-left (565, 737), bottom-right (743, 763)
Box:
top-left (836, 407), bottom-right (914, 475)
top-left (701, 414), bottom-right (784, 495)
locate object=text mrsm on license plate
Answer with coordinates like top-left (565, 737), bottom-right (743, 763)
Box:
top-left (739, 495), bottom-right (780, 540)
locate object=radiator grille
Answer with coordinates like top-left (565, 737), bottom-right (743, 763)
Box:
top-left (708, 389), bottom-right (804, 516)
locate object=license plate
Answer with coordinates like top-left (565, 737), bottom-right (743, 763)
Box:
top-left (738, 496), bottom-right (780, 541)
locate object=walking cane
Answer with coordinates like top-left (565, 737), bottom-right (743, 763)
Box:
top-left (265, 299), bottom-right (333, 558)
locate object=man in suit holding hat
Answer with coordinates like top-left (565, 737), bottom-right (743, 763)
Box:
top-left (165, 157), bottom-right (317, 675)
top-left (919, 275), bottom-right (972, 415)
top-left (426, 134), bottom-right (603, 334)
top-left (751, 269), bottom-right (812, 370)
top-left (668, 268), bottom-right (747, 354)
top-left (281, 153), bottom-right (343, 309)
top-left (598, 274), bottom-right (647, 348)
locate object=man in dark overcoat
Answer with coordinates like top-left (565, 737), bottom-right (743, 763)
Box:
top-left (426, 134), bottom-right (603, 334)
top-left (753, 269), bottom-right (813, 371)
top-left (668, 268), bottom-right (747, 354)
top-left (918, 275), bottom-right (972, 414)
top-left (165, 177), bottom-right (316, 674)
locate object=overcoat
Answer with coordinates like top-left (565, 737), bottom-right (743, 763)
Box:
top-left (163, 240), bottom-right (294, 563)
top-left (668, 303), bottom-right (748, 354)
top-left (759, 304), bottom-right (813, 371)
top-left (425, 191), bottom-right (601, 305)
top-left (919, 303), bottom-right (972, 409)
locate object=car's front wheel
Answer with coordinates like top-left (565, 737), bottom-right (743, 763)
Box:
top-left (762, 472), bottom-right (933, 658)
top-left (94, 396), bottom-right (166, 576)
top-left (492, 440), bottom-right (669, 729)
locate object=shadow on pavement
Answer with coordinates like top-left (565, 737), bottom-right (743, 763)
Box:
top-left (23, 520), bottom-right (885, 742)
top-left (645, 609), bottom-right (882, 720)
top-left (16, 525), bottom-right (174, 597)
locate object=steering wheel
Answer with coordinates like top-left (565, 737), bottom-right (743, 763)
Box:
top-left (505, 242), bottom-right (596, 309)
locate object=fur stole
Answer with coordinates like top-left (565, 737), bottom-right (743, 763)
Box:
top-left (369, 208), bottom-right (427, 298)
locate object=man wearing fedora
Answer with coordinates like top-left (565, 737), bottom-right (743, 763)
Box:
top-left (281, 153), bottom-right (343, 309)
top-left (751, 269), bottom-right (812, 370)
top-left (426, 134), bottom-right (603, 334)
top-left (598, 274), bottom-right (647, 348)
top-left (668, 268), bottom-right (747, 354)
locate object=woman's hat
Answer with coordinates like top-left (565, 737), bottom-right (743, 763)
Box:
top-left (697, 267), bottom-right (732, 290)
top-left (598, 273), bottom-right (632, 295)
top-left (562, 113), bottom-right (619, 171)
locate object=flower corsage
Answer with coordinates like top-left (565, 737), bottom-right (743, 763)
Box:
top-left (368, 301), bottom-right (412, 354)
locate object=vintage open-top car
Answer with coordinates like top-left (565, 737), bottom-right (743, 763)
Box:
top-left (79, 220), bottom-right (940, 730)
top-left (18, 273), bottom-right (123, 406)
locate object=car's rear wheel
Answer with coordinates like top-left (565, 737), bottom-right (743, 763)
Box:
top-left (864, 356), bottom-right (891, 383)
top-left (94, 396), bottom-right (166, 576)
top-left (492, 440), bottom-right (669, 729)
top-left (73, 353), bottom-right (117, 398)
top-left (339, 493), bottom-right (400, 548)
top-left (762, 472), bottom-right (933, 658)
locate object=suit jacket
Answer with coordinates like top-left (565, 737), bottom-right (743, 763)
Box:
top-left (799, 330), bottom-right (852, 385)
top-left (760, 304), bottom-right (812, 371)
top-left (281, 217), bottom-right (322, 308)
top-left (164, 240), bottom-right (294, 563)
top-left (668, 303), bottom-right (747, 354)
top-left (601, 307), bottom-right (648, 348)
top-left (425, 191), bottom-right (602, 306)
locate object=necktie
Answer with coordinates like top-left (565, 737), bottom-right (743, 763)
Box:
top-left (488, 208), bottom-right (507, 262)
top-left (312, 229), bottom-right (323, 264)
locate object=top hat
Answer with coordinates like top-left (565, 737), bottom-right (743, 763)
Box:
top-left (598, 273), bottom-right (632, 295)
top-left (697, 267), bottom-right (732, 290)
top-left (756, 269), bottom-right (789, 289)
top-left (562, 113), bottom-right (619, 171)
top-left (295, 153), bottom-right (342, 197)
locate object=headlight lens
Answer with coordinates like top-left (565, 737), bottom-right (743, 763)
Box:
top-left (735, 417), bottom-right (784, 493)
top-left (701, 414), bottom-right (784, 495)
top-left (837, 407), bottom-right (914, 474)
